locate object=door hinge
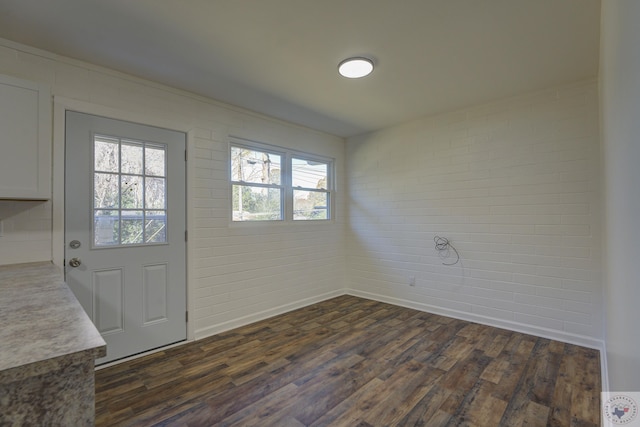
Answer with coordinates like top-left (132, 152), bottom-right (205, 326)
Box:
top-left (186, 311), bottom-right (189, 322)
top-left (185, 230), bottom-right (188, 242)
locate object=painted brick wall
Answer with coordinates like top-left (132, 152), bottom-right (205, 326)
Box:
top-left (346, 81), bottom-right (602, 345)
top-left (0, 39), bottom-right (347, 339)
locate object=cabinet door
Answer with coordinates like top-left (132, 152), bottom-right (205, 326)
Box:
top-left (0, 75), bottom-right (51, 200)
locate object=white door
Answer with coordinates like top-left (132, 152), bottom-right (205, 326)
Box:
top-left (65, 111), bottom-right (186, 365)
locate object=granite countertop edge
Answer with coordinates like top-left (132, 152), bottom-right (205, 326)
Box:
top-left (0, 261), bottom-right (106, 374)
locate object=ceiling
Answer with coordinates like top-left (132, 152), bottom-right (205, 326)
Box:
top-left (0, 0), bottom-right (601, 138)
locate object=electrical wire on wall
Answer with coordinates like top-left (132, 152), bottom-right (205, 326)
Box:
top-left (434, 235), bottom-right (460, 266)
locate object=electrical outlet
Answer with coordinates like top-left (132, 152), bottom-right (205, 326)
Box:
top-left (409, 276), bottom-right (416, 286)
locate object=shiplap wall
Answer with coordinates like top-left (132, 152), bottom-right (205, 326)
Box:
top-left (0, 37), bottom-right (603, 349)
top-left (0, 200), bottom-right (51, 264)
top-left (190, 128), bottom-right (346, 338)
top-left (346, 80), bottom-right (602, 346)
top-left (0, 38), bottom-right (346, 339)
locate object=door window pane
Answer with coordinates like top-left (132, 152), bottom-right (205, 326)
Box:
top-left (121, 211), bottom-right (144, 244)
top-left (94, 173), bottom-right (119, 209)
top-left (94, 210), bottom-right (119, 246)
top-left (121, 175), bottom-right (143, 209)
top-left (145, 177), bottom-right (166, 209)
top-left (145, 211), bottom-right (167, 243)
top-left (145, 145), bottom-right (166, 177)
top-left (121, 142), bottom-right (143, 175)
top-left (93, 136), bottom-right (169, 246)
top-left (94, 137), bottom-right (119, 172)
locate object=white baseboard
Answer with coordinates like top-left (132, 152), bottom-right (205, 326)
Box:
top-left (194, 289), bottom-right (344, 340)
top-left (347, 289), bottom-right (606, 348)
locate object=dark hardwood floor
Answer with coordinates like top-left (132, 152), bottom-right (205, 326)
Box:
top-left (95, 295), bottom-right (601, 426)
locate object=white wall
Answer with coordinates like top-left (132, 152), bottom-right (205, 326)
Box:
top-left (0, 200), bottom-right (51, 265)
top-left (346, 80), bottom-right (603, 347)
top-left (0, 35), bottom-right (610, 364)
top-left (0, 39), bottom-right (347, 339)
top-left (600, 0), bottom-right (640, 391)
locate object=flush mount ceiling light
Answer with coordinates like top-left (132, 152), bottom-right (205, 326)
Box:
top-left (338, 57), bottom-right (374, 78)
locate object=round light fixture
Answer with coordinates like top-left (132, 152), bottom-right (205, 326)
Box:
top-left (338, 57), bottom-right (374, 78)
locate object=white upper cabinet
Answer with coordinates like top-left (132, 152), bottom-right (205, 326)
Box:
top-left (0, 74), bottom-right (51, 200)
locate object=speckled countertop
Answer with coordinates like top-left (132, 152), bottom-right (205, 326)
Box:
top-left (0, 261), bottom-right (106, 374)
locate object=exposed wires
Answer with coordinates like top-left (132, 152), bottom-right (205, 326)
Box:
top-left (434, 235), bottom-right (460, 266)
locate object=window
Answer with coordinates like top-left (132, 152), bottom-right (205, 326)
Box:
top-left (93, 135), bottom-right (167, 246)
top-left (231, 145), bottom-right (283, 221)
top-left (292, 157), bottom-right (329, 220)
top-left (230, 140), bottom-right (333, 222)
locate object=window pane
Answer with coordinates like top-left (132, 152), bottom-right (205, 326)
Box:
top-left (121, 142), bottom-right (143, 175)
top-left (121, 175), bottom-right (143, 209)
top-left (94, 210), bottom-right (119, 246)
top-left (292, 158), bottom-right (328, 190)
top-left (232, 185), bottom-right (282, 221)
top-left (94, 137), bottom-right (119, 173)
top-left (145, 177), bottom-right (166, 209)
top-left (121, 210), bottom-right (144, 244)
top-left (92, 136), bottom-right (172, 248)
top-left (94, 173), bottom-right (119, 209)
top-left (231, 146), bottom-right (281, 185)
top-left (145, 210), bottom-right (167, 243)
top-left (293, 190), bottom-right (328, 220)
top-left (145, 145), bottom-right (166, 177)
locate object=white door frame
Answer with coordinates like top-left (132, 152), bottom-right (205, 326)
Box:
top-left (52, 96), bottom-right (196, 341)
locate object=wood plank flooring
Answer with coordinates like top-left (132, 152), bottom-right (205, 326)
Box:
top-left (95, 295), bottom-right (601, 426)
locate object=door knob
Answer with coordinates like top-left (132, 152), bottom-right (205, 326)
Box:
top-left (68, 258), bottom-right (82, 268)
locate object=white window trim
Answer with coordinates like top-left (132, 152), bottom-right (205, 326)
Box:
top-left (229, 137), bottom-right (335, 224)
